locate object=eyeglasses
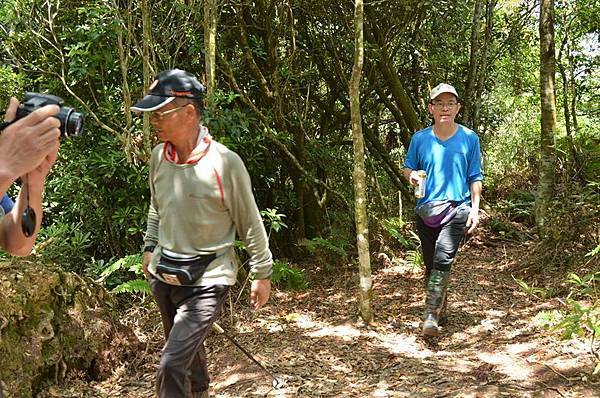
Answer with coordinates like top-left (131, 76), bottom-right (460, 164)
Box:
top-left (431, 101), bottom-right (458, 109)
top-left (151, 105), bottom-right (187, 121)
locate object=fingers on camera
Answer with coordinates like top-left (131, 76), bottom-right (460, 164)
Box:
top-left (25, 105), bottom-right (60, 126)
top-left (4, 97), bottom-right (19, 121)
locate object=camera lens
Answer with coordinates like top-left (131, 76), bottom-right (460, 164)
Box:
top-left (58, 107), bottom-right (84, 137)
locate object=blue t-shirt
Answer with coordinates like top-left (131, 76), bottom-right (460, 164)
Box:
top-left (0, 193), bottom-right (14, 214)
top-left (403, 124), bottom-right (483, 206)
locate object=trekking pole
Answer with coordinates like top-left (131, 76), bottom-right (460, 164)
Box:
top-left (212, 323), bottom-right (284, 389)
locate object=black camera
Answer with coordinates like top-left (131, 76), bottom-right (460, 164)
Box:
top-left (15, 93), bottom-right (84, 138)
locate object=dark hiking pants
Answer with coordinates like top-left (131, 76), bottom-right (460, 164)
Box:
top-left (416, 207), bottom-right (469, 273)
top-left (150, 279), bottom-right (229, 398)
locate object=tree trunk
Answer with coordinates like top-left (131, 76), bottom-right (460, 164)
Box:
top-left (557, 38), bottom-right (577, 171)
top-left (362, 125), bottom-right (412, 199)
top-left (350, 0), bottom-right (373, 324)
top-left (536, 0), bottom-right (557, 238)
top-left (141, 0), bottom-right (154, 158)
top-left (472, 0), bottom-right (496, 131)
top-left (365, 20), bottom-right (422, 144)
top-left (558, 8), bottom-right (582, 179)
top-left (463, 0), bottom-right (484, 128)
top-left (204, 0), bottom-right (217, 99)
top-left (116, 10), bottom-right (133, 162)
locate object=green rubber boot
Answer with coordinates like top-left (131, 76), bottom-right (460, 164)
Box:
top-left (422, 269), bottom-right (450, 337)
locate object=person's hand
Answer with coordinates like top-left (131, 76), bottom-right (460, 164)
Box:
top-left (466, 208), bottom-right (479, 234)
top-left (0, 97), bottom-right (61, 181)
top-left (250, 279), bottom-right (271, 310)
top-left (142, 251), bottom-right (153, 279)
top-left (408, 170), bottom-right (420, 186)
top-left (23, 139), bottom-right (60, 191)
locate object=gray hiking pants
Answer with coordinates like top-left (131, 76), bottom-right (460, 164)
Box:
top-left (416, 207), bottom-right (469, 273)
top-left (150, 278), bottom-right (229, 398)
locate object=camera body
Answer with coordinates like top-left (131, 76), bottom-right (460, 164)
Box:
top-left (15, 93), bottom-right (83, 138)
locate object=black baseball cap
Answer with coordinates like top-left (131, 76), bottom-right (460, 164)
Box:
top-left (131, 69), bottom-right (205, 112)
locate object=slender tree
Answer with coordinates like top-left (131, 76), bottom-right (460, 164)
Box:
top-left (350, 0), bottom-right (373, 323)
top-left (557, 1), bottom-right (582, 178)
top-left (204, 0), bottom-right (217, 98)
top-left (536, 0), bottom-right (558, 237)
top-left (141, 0), bottom-right (154, 158)
top-left (463, 0), bottom-right (485, 128)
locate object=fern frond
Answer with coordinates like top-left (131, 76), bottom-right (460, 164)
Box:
top-left (111, 279), bottom-right (151, 294)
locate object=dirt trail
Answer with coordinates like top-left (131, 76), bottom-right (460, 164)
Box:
top-left (41, 239), bottom-right (599, 397)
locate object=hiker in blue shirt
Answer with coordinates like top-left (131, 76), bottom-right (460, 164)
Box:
top-left (0, 97), bottom-right (60, 255)
top-left (403, 83), bottom-right (483, 337)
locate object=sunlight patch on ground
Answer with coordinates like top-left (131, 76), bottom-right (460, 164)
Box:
top-left (275, 311), bottom-right (435, 361)
top-left (484, 309), bottom-right (508, 318)
top-left (306, 323), bottom-right (361, 340)
top-left (378, 258), bottom-right (422, 276)
top-left (370, 379), bottom-right (401, 397)
top-left (477, 351), bottom-right (533, 380)
top-left (379, 264), bottom-right (409, 274)
top-left (377, 333), bottom-right (430, 359)
top-left (215, 372), bottom-right (242, 389)
top-left (377, 290), bottom-right (407, 299)
top-left (437, 357), bottom-right (480, 373)
top-left (450, 318), bottom-right (503, 340)
top-left (506, 325), bottom-right (536, 339)
top-left (505, 341), bottom-right (538, 355)
top-left (283, 311), bottom-right (364, 342)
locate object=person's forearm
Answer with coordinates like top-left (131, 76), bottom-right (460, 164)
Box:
top-left (470, 180), bottom-right (482, 211)
top-left (0, 166), bottom-right (17, 198)
top-left (0, 181), bottom-right (43, 255)
top-left (143, 204), bottom-right (159, 247)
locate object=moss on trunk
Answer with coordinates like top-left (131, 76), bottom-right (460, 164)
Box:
top-left (0, 260), bottom-right (139, 397)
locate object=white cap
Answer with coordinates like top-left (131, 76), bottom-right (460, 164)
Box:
top-left (430, 83), bottom-right (459, 101)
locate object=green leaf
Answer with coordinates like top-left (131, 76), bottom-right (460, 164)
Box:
top-left (111, 279), bottom-right (151, 294)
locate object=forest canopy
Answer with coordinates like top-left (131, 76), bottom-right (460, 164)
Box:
top-left (0, 0), bottom-right (599, 394)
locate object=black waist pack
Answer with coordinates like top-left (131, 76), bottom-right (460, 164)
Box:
top-left (156, 250), bottom-right (216, 286)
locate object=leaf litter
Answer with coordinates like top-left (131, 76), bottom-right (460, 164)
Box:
top-left (39, 230), bottom-right (599, 397)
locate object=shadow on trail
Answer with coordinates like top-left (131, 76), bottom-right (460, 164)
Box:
top-left (38, 238), bottom-right (600, 397)
top-left (207, 240), bottom-right (599, 397)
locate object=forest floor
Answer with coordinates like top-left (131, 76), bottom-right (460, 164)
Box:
top-left (41, 226), bottom-right (600, 398)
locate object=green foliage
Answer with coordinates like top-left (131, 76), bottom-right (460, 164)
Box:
top-left (36, 222), bottom-right (92, 271)
top-left (512, 275), bottom-right (554, 300)
top-left (588, 244), bottom-right (600, 258)
top-left (567, 272), bottom-right (600, 299)
top-left (487, 218), bottom-right (521, 241)
top-left (303, 236), bottom-right (349, 260)
top-left (39, 134), bottom-right (149, 271)
top-left (406, 249), bottom-right (424, 272)
top-left (111, 279), bottom-right (151, 295)
top-left (536, 269), bottom-right (600, 374)
top-left (203, 91), bottom-right (253, 145)
top-left (260, 208), bottom-right (288, 234)
top-left (532, 309), bottom-right (563, 329)
top-left (0, 66), bottom-right (26, 109)
top-left (553, 298), bottom-right (599, 344)
top-left (540, 182), bottom-right (599, 245)
top-left (0, 0), bottom-right (596, 290)
top-left (495, 190), bottom-right (536, 224)
top-left (271, 259), bottom-right (308, 290)
top-left (94, 254), bottom-right (150, 295)
top-left (487, 190), bottom-right (535, 241)
top-left (382, 217), bottom-right (420, 250)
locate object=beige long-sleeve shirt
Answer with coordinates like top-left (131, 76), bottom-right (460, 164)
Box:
top-left (144, 139), bottom-right (273, 286)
